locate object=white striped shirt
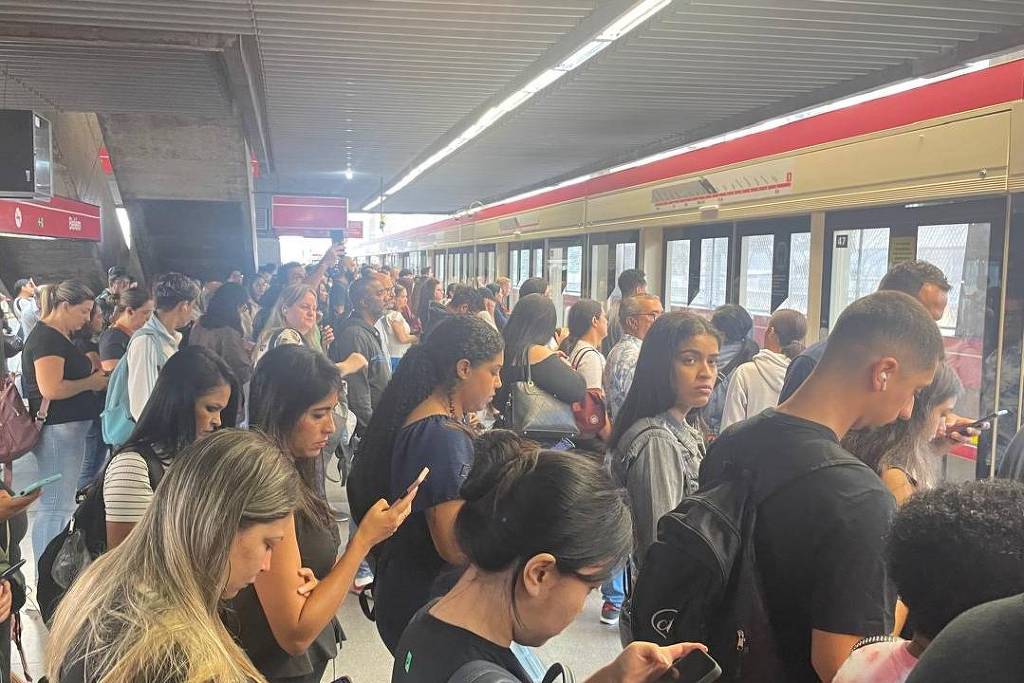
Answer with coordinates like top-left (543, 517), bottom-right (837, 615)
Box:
top-left (103, 450), bottom-right (167, 524)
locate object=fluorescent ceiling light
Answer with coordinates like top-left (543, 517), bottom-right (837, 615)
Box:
top-left (115, 206), bottom-right (131, 250)
top-left (344, 168), bottom-right (354, 180)
top-left (361, 0), bottom-right (672, 211)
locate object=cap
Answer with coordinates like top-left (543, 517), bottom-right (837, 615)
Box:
top-left (107, 266), bottom-right (128, 281)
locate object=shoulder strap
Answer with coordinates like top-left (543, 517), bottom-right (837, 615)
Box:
top-left (620, 423), bottom-right (675, 475)
top-left (124, 442), bottom-right (165, 489)
top-left (448, 661), bottom-right (521, 683)
top-left (569, 346), bottom-right (597, 371)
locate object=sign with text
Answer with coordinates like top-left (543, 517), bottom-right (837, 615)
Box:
top-left (346, 220), bottom-right (363, 239)
top-left (652, 159), bottom-right (794, 211)
top-left (0, 196), bottom-right (101, 241)
top-left (271, 195), bottom-right (348, 235)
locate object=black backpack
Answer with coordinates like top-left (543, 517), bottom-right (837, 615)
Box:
top-left (621, 455), bottom-right (844, 682)
top-left (37, 444), bottom-right (164, 624)
top-left (448, 661), bottom-right (574, 683)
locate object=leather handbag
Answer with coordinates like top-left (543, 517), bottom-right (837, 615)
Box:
top-left (0, 373), bottom-right (48, 465)
top-left (505, 354), bottom-right (579, 441)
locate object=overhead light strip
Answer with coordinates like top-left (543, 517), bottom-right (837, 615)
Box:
top-left (362, 0), bottom-right (672, 211)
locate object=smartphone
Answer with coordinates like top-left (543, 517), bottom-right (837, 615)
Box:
top-left (948, 409), bottom-right (1011, 436)
top-left (17, 472), bottom-right (62, 496)
top-left (662, 650), bottom-right (721, 683)
top-left (0, 560), bottom-right (26, 582)
top-left (330, 229), bottom-right (346, 247)
top-left (551, 436), bottom-right (576, 452)
top-left (396, 467), bottom-right (429, 502)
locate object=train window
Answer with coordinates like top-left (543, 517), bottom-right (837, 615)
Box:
top-left (782, 232), bottom-right (812, 314)
top-left (591, 244), bottom-right (612, 302)
top-left (691, 237), bottom-right (729, 313)
top-left (666, 239), bottom-right (691, 310)
top-left (567, 245), bottom-right (583, 296)
top-left (510, 250), bottom-right (521, 287)
top-left (534, 247), bottom-right (544, 279)
top-left (739, 234), bottom-right (774, 316)
top-left (616, 242), bottom-right (637, 276)
top-left (828, 228), bottom-right (890, 328)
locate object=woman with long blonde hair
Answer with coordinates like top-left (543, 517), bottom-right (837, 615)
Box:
top-left (46, 429), bottom-right (303, 683)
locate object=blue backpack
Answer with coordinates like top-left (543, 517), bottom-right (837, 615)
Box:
top-left (101, 327), bottom-right (163, 447)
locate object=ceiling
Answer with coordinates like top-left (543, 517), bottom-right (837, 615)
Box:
top-left (1, 0), bottom-right (1024, 214)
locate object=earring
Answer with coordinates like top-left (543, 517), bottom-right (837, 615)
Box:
top-left (880, 373), bottom-right (888, 390)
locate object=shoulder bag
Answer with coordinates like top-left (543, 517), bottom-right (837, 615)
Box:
top-left (504, 352), bottom-right (579, 441)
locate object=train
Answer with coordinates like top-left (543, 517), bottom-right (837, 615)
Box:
top-left (354, 58), bottom-right (1024, 482)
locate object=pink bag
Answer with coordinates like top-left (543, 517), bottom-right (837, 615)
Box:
top-left (0, 373), bottom-right (48, 464)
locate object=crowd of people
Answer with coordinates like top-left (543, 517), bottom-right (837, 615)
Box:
top-left (0, 249), bottom-right (1023, 682)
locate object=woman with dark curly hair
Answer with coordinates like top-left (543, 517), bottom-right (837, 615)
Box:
top-left (348, 314), bottom-right (504, 652)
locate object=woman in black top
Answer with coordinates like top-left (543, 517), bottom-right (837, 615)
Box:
top-left (21, 281), bottom-right (109, 560)
top-left (393, 431), bottom-right (706, 683)
top-left (231, 344), bottom-right (415, 682)
top-left (494, 294), bottom-right (586, 432)
top-left (97, 287), bottom-right (154, 372)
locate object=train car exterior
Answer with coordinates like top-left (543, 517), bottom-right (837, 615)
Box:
top-left (358, 59), bottom-right (1024, 480)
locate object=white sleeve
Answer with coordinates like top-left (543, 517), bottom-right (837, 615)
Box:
top-left (103, 451), bottom-right (156, 524)
top-left (720, 369), bottom-right (749, 431)
top-left (577, 350), bottom-right (605, 390)
top-left (126, 337), bottom-right (160, 421)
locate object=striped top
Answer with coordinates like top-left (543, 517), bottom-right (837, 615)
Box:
top-left (103, 448), bottom-right (169, 524)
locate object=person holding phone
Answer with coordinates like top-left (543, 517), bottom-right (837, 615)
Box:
top-left (393, 430), bottom-right (708, 683)
top-left (231, 344), bottom-right (416, 682)
top-left (0, 483), bottom-right (40, 683)
top-left (21, 280), bottom-right (109, 558)
top-left (103, 346), bottom-right (240, 549)
top-left (349, 315), bottom-right (504, 652)
top-left (46, 430), bottom-right (304, 683)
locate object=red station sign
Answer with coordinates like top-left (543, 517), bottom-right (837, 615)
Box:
top-left (0, 196), bottom-right (101, 241)
top-left (272, 195), bottom-right (348, 238)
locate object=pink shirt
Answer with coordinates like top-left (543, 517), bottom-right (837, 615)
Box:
top-left (834, 640), bottom-right (919, 683)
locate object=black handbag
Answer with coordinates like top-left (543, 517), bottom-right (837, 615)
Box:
top-left (503, 352), bottom-right (579, 441)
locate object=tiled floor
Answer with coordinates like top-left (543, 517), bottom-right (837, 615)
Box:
top-left (10, 455), bottom-right (621, 682)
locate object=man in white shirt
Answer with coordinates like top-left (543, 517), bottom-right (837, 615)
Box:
top-left (126, 273), bottom-right (199, 419)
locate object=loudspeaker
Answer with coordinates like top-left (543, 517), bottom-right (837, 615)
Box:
top-left (0, 110), bottom-right (52, 199)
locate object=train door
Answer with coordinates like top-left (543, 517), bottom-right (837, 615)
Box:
top-left (735, 218), bottom-right (812, 345)
top-left (824, 199), bottom-right (1007, 481)
top-left (548, 237), bottom-right (585, 328)
top-left (476, 245), bottom-right (496, 286)
top-left (589, 230), bottom-right (640, 304)
top-left (508, 240), bottom-right (544, 306)
top-left (434, 251), bottom-right (446, 284)
top-left (663, 223), bottom-right (732, 319)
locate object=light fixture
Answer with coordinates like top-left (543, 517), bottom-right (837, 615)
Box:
top-left (115, 206), bottom-right (131, 249)
top-left (344, 168), bottom-right (354, 180)
top-left (362, 0), bottom-right (673, 210)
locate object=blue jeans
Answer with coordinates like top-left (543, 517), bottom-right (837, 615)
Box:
top-left (78, 418), bottom-right (108, 490)
top-left (601, 570), bottom-right (626, 608)
top-left (31, 419), bottom-right (91, 559)
top-left (349, 518), bottom-right (374, 582)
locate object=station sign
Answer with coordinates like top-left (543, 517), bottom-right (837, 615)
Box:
top-left (271, 195), bottom-right (348, 237)
top-left (651, 159), bottom-right (794, 211)
top-left (0, 196), bottom-right (101, 241)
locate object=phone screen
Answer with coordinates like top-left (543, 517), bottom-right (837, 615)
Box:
top-left (668, 650), bottom-right (721, 683)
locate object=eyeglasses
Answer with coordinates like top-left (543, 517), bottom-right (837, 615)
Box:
top-left (629, 311), bottom-right (661, 320)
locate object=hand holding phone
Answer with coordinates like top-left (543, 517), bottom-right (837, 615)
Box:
top-left (0, 560), bottom-right (26, 583)
top-left (662, 649), bottom-right (721, 683)
top-left (947, 410), bottom-right (1011, 437)
top-left (18, 473), bottom-right (62, 497)
top-left (400, 467), bottom-right (430, 502)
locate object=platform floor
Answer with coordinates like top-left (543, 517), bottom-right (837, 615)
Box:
top-left (10, 454), bottom-right (622, 682)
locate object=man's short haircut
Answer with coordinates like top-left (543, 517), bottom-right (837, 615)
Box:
top-left (888, 480), bottom-right (1024, 639)
top-left (879, 260), bottom-right (951, 296)
top-left (348, 276), bottom-right (375, 310)
top-left (519, 277), bottom-right (548, 299)
top-left (821, 290), bottom-right (944, 371)
top-left (617, 269), bottom-right (647, 296)
top-left (399, 268), bottom-right (413, 278)
top-left (153, 272), bottom-right (200, 311)
top-left (619, 294), bottom-right (661, 327)
top-left (450, 285), bottom-right (484, 313)
top-left (478, 286), bottom-right (496, 302)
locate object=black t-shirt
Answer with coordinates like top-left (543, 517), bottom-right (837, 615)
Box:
top-left (700, 409), bottom-right (897, 682)
top-left (905, 594), bottom-right (1024, 683)
top-left (22, 322), bottom-right (99, 425)
top-left (99, 327), bottom-right (131, 362)
top-left (392, 606), bottom-right (530, 683)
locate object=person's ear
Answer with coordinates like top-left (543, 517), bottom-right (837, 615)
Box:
top-left (521, 553), bottom-right (558, 598)
top-left (456, 358), bottom-right (472, 381)
top-left (871, 358), bottom-right (899, 392)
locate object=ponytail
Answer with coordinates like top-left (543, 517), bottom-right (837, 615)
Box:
top-left (456, 430), bottom-right (632, 583)
top-left (767, 309), bottom-right (808, 361)
top-left (39, 280), bottom-right (94, 318)
top-left (559, 298), bottom-right (603, 356)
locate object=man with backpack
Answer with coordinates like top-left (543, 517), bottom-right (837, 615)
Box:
top-left (124, 273), bottom-right (199, 420)
top-left (626, 291), bottom-right (943, 682)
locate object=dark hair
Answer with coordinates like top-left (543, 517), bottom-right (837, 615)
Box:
top-left (822, 291), bottom-right (944, 372)
top-left (879, 260), bottom-right (951, 296)
top-left (348, 276), bottom-right (376, 312)
top-left (415, 277), bottom-right (442, 324)
top-left (354, 316), bottom-right (504, 514)
top-left (888, 480), bottom-right (1024, 639)
top-left (249, 344), bottom-right (343, 529)
top-left (122, 346), bottom-right (239, 455)
top-left (153, 273), bottom-right (200, 311)
top-left (199, 282), bottom-right (247, 335)
top-left (478, 287), bottom-right (496, 302)
top-left (519, 277), bottom-right (548, 299)
top-left (617, 269), bottom-right (646, 297)
top-left (485, 283), bottom-right (500, 296)
top-left (399, 268), bottom-right (413, 279)
top-left (458, 430), bottom-right (632, 586)
top-left (39, 280), bottom-right (94, 318)
top-left (843, 362), bottom-right (962, 489)
top-left (398, 277), bottom-right (416, 299)
top-left (767, 309), bottom-right (807, 360)
top-left (112, 288), bottom-right (152, 318)
top-left (711, 304), bottom-right (753, 343)
top-left (504, 294), bottom-right (557, 366)
top-left (611, 312), bottom-right (721, 449)
top-left (329, 281), bottom-right (349, 313)
top-left (559, 299), bottom-right (603, 355)
top-left (450, 285), bottom-right (484, 313)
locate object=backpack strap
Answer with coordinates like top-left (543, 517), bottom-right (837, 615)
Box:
top-left (132, 442), bottom-right (166, 490)
top-left (569, 346), bottom-right (598, 372)
top-left (448, 661), bottom-right (521, 683)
